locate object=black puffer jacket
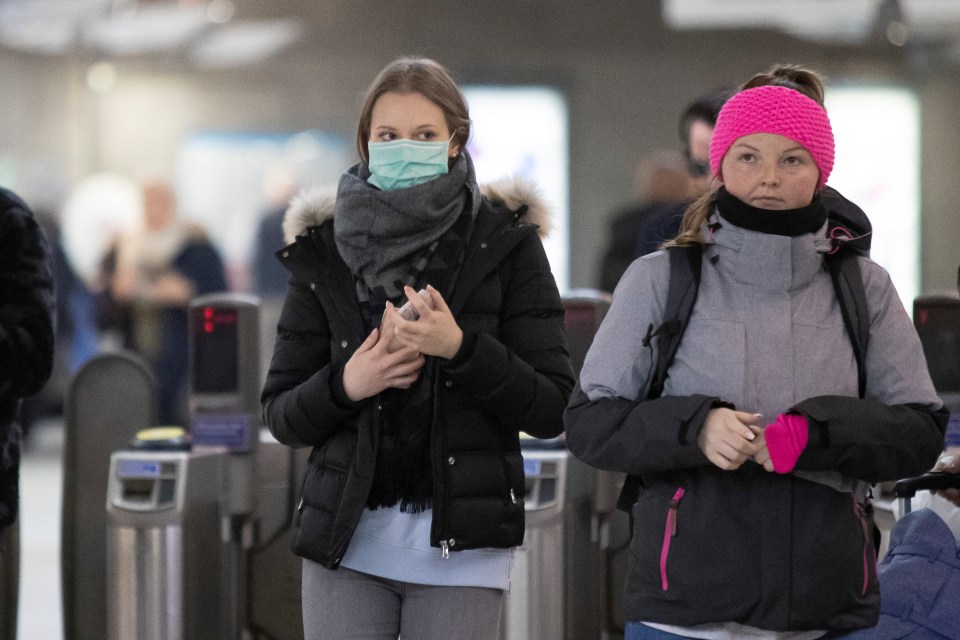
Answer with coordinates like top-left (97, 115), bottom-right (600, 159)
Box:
top-left (261, 178), bottom-right (574, 568)
top-left (0, 188), bottom-right (55, 532)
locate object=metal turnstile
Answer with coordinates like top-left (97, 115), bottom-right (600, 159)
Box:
top-left (106, 447), bottom-right (228, 640)
top-left (62, 351), bottom-right (156, 640)
top-left (501, 448), bottom-right (604, 640)
top-left (557, 290), bottom-right (630, 639)
top-left (247, 430), bottom-right (309, 640)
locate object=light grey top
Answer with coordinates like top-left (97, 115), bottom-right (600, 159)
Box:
top-left (340, 506), bottom-right (513, 589)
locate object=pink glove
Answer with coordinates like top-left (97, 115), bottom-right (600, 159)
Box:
top-left (763, 413), bottom-right (809, 474)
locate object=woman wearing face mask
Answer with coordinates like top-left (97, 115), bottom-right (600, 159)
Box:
top-left (564, 64), bottom-right (947, 639)
top-left (261, 57), bottom-right (574, 640)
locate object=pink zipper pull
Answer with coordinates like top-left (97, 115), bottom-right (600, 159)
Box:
top-left (669, 488), bottom-right (685, 535)
top-left (660, 487), bottom-right (686, 591)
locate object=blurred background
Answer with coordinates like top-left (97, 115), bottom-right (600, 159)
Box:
top-left (5, 1), bottom-right (960, 637)
top-left (2, 0), bottom-right (960, 297)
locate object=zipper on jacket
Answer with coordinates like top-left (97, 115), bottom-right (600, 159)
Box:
top-left (660, 487), bottom-right (686, 591)
top-left (294, 449), bottom-right (316, 522)
top-left (853, 499), bottom-right (874, 595)
top-left (428, 359), bottom-right (454, 560)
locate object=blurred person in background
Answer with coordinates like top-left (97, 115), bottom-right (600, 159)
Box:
top-left (96, 178), bottom-right (227, 425)
top-left (19, 205), bottom-right (98, 440)
top-left (251, 165), bottom-right (300, 297)
top-left (597, 149), bottom-right (691, 293)
top-left (0, 187), bottom-right (55, 542)
top-left (633, 87), bottom-right (732, 258)
top-left (597, 87), bottom-right (731, 293)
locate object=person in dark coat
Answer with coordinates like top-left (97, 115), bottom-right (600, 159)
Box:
top-left (597, 151), bottom-right (691, 293)
top-left (251, 166), bottom-right (300, 297)
top-left (633, 87), bottom-right (733, 257)
top-left (597, 88), bottom-right (732, 293)
top-left (96, 179), bottom-right (227, 425)
top-left (260, 57), bottom-right (574, 640)
top-left (0, 187), bottom-right (55, 538)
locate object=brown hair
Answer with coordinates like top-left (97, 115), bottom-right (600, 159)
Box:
top-left (741, 63), bottom-right (826, 107)
top-left (665, 63), bottom-right (827, 248)
top-left (355, 57), bottom-right (471, 166)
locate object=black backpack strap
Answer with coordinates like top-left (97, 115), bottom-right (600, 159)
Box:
top-left (826, 251), bottom-right (870, 398)
top-left (646, 246), bottom-right (703, 400)
top-left (619, 245), bottom-right (703, 512)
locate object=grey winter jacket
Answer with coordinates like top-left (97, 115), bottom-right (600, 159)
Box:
top-left (564, 212), bottom-right (946, 632)
top-left (261, 178), bottom-right (574, 569)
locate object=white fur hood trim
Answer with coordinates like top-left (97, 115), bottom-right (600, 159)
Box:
top-left (282, 185), bottom-right (338, 246)
top-left (479, 176), bottom-right (552, 239)
top-left (282, 176), bottom-right (552, 245)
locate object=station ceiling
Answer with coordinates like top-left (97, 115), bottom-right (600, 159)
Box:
top-left (1, 0), bottom-right (959, 68)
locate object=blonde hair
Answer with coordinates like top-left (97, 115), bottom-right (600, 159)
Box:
top-left (663, 63), bottom-right (827, 249)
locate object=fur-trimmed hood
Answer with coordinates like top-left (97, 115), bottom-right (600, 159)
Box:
top-left (282, 176), bottom-right (553, 246)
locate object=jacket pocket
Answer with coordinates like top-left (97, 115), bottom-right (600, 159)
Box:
top-left (787, 481), bottom-right (880, 630)
top-left (626, 472), bottom-right (761, 624)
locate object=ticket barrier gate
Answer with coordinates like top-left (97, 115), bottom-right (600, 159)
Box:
top-left (100, 293), bottom-right (308, 640)
top-left (247, 431), bottom-right (309, 640)
top-left (106, 447), bottom-right (229, 640)
top-left (501, 447), bottom-right (604, 640)
top-left (62, 352), bottom-right (156, 640)
top-left (545, 290), bottom-right (630, 639)
top-left (62, 294), bottom-right (306, 640)
top-left (100, 431), bottom-right (306, 640)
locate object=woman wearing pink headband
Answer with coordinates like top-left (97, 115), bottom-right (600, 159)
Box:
top-left (566, 65), bottom-right (946, 639)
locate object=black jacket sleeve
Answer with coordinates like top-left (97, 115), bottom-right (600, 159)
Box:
top-left (260, 278), bottom-right (366, 448)
top-left (444, 231), bottom-right (575, 439)
top-left (789, 258), bottom-right (950, 483)
top-left (792, 396), bottom-right (948, 483)
top-left (0, 192), bottom-right (55, 399)
top-left (564, 383), bottom-right (725, 473)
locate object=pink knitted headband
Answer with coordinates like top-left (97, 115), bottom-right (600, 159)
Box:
top-left (709, 84), bottom-right (835, 191)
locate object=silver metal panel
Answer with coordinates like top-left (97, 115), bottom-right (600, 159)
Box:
top-left (107, 525), bottom-right (183, 640)
top-left (61, 351), bottom-right (155, 640)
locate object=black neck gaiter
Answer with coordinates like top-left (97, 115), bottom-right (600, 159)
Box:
top-left (716, 187), bottom-right (827, 237)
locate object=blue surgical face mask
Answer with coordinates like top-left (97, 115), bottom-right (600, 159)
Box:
top-left (367, 137), bottom-right (452, 191)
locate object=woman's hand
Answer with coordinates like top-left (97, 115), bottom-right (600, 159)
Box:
top-left (341, 327), bottom-right (425, 401)
top-left (932, 454), bottom-right (960, 508)
top-left (384, 285), bottom-right (463, 359)
top-left (698, 408), bottom-right (764, 470)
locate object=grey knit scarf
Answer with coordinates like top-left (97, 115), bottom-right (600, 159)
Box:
top-left (333, 152), bottom-right (480, 300)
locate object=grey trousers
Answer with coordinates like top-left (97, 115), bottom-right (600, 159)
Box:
top-left (302, 561), bottom-right (505, 640)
